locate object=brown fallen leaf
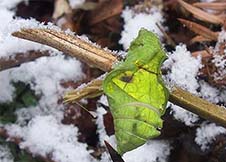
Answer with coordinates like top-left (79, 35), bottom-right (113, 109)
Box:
top-left (178, 18), bottom-right (219, 41)
top-left (178, 0), bottom-right (224, 24)
top-left (192, 50), bottom-right (212, 58)
top-left (193, 2), bottom-right (226, 11)
top-left (190, 35), bottom-right (212, 43)
top-left (89, 0), bottom-right (123, 26)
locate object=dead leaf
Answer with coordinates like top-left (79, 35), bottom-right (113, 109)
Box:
top-left (178, 0), bottom-right (224, 24)
top-left (89, 0), bottom-right (123, 25)
top-left (193, 2), bottom-right (226, 11)
top-left (178, 18), bottom-right (218, 41)
top-left (190, 35), bottom-right (212, 43)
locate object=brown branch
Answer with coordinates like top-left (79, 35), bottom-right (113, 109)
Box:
top-left (0, 51), bottom-right (50, 71)
top-left (12, 29), bottom-right (117, 71)
top-left (170, 87), bottom-right (226, 127)
top-left (12, 28), bottom-right (226, 128)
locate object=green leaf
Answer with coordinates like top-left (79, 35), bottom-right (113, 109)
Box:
top-left (103, 28), bottom-right (169, 155)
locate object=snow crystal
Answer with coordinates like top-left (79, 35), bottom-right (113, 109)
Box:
top-left (0, 16), bottom-right (60, 58)
top-left (164, 44), bottom-right (202, 94)
top-left (199, 81), bottom-right (221, 103)
top-left (119, 7), bottom-right (165, 50)
top-left (0, 71), bottom-right (15, 102)
top-left (68, 0), bottom-right (85, 9)
top-left (0, 145), bottom-right (14, 162)
top-left (19, 115), bottom-right (94, 162)
top-left (123, 140), bottom-right (171, 162)
top-left (170, 103), bottom-right (199, 126)
top-left (195, 123), bottom-right (226, 151)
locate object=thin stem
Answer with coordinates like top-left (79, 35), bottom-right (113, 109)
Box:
top-left (0, 51), bottom-right (49, 71)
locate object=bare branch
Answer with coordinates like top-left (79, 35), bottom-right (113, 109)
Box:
top-left (12, 29), bottom-right (117, 71)
top-left (0, 50), bottom-right (49, 71)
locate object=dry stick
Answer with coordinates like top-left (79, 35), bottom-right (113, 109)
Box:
top-left (0, 51), bottom-right (50, 71)
top-left (12, 29), bottom-right (117, 71)
top-left (12, 28), bottom-right (226, 127)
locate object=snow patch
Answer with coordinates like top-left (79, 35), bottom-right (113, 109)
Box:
top-left (0, 145), bottom-right (14, 162)
top-left (164, 44), bottom-right (202, 94)
top-left (123, 140), bottom-right (171, 162)
top-left (120, 7), bottom-right (165, 50)
top-left (19, 115), bottom-right (94, 162)
top-left (195, 123), bottom-right (226, 151)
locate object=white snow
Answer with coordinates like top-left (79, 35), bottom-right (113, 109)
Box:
top-left (0, 145), bottom-right (14, 162)
top-left (199, 81), bottom-right (221, 103)
top-left (100, 140), bottom-right (171, 162)
top-left (163, 44), bottom-right (202, 126)
top-left (19, 115), bottom-right (95, 162)
top-left (170, 103), bottom-right (199, 126)
top-left (123, 140), bottom-right (171, 162)
top-left (164, 44), bottom-right (202, 94)
top-left (195, 123), bottom-right (226, 151)
top-left (119, 7), bottom-right (165, 50)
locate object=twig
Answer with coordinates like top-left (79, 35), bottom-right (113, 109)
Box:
top-left (12, 29), bottom-right (117, 71)
top-left (0, 51), bottom-right (49, 71)
top-left (12, 28), bottom-right (226, 127)
top-left (170, 87), bottom-right (226, 127)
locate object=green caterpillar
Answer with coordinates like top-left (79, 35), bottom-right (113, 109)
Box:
top-left (103, 29), bottom-right (169, 155)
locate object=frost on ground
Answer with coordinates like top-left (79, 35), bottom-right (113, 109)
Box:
top-left (0, 1), bottom-right (94, 162)
top-left (195, 123), bottom-right (226, 151)
top-left (163, 44), bottom-right (201, 126)
top-left (0, 145), bottom-right (14, 162)
top-left (19, 115), bottom-right (94, 162)
top-left (119, 7), bottom-right (165, 50)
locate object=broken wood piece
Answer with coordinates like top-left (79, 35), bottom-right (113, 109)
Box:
top-left (64, 77), bottom-right (103, 102)
top-left (12, 29), bottom-right (117, 71)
